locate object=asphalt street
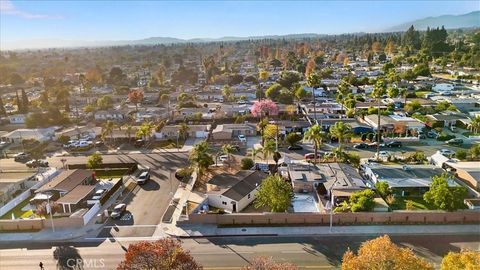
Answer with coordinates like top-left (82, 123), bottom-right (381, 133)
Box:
top-left (0, 234), bottom-right (478, 269)
top-left (0, 152), bottom-right (189, 238)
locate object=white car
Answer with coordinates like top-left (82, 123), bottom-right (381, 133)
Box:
top-left (374, 151), bottom-right (391, 160)
top-left (238, 134), bottom-right (247, 142)
top-left (219, 155), bottom-right (228, 162)
top-left (438, 149), bottom-right (455, 157)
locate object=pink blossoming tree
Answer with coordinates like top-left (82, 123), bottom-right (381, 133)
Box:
top-left (251, 99), bottom-right (278, 117)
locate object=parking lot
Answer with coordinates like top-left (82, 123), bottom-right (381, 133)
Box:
top-left (96, 155), bottom-right (184, 238)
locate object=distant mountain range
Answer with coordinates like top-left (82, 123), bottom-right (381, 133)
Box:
top-left (2, 11), bottom-right (478, 50)
top-left (1, 33), bottom-right (326, 50)
top-left (385, 11), bottom-right (480, 32)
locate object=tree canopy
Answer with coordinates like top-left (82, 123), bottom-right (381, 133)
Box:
top-left (342, 235), bottom-right (434, 270)
top-left (254, 175), bottom-right (293, 212)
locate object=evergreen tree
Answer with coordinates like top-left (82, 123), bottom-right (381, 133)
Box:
top-left (15, 90), bottom-right (22, 113)
top-left (402, 25), bottom-right (421, 50)
top-left (21, 88), bottom-right (29, 113)
top-left (0, 95), bottom-right (6, 116)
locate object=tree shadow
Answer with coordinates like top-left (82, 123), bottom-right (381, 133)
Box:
top-left (53, 245), bottom-right (83, 270)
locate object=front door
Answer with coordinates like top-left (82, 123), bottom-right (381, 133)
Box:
top-left (232, 202), bottom-right (237, 212)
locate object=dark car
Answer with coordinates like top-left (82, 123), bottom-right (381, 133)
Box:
top-left (385, 141), bottom-right (402, 148)
top-left (446, 138), bottom-right (463, 146)
top-left (134, 139), bottom-right (146, 148)
top-left (288, 145), bottom-right (303, 150)
top-left (26, 159), bottom-right (49, 168)
top-left (14, 152), bottom-right (30, 162)
top-left (353, 143), bottom-right (369, 149)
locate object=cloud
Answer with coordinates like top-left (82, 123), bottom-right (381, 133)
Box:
top-left (0, 0), bottom-right (63, 19)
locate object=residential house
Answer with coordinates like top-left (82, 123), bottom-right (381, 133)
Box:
top-left (94, 110), bottom-right (126, 122)
top-left (54, 125), bottom-right (99, 140)
top-left (426, 112), bottom-right (471, 128)
top-left (211, 123), bottom-right (257, 140)
top-left (444, 161), bottom-right (480, 190)
top-left (154, 124), bottom-right (211, 140)
top-left (8, 114), bottom-right (26, 124)
top-left (206, 170), bottom-right (266, 213)
top-left (363, 114), bottom-right (424, 134)
top-left (34, 169), bottom-right (97, 214)
top-left (0, 171), bottom-right (37, 207)
top-left (362, 164), bottom-right (455, 196)
top-left (1, 128), bottom-right (54, 143)
top-left (446, 98), bottom-right (480, 113)
top-left (175, 107), bottom-right (214, 121)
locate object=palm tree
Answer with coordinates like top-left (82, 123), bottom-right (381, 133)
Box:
top-left (307, 72), bottom-right (321, 122)
top-left (250, 147), bottom-right (263, 163)
top-left (178, 122), bottom-right (190, 141)
top-left (101, 120), bottom-right (116, 143)
top-left (372, 77), bottom-right (387, 159)
top-left (189, 141), bottom-right (214, 178)
top-left (122, 124), bottom-right (134, 142)
top-left (470, 116), bottom-right (480, 134)
top-left (304, 124), bottom-right (326, 164)
top-left (222, 144), bottom-right (236, 160)
top-left (136, 121), bottom-right (155, 140)
top-left (329, 122), bottom-right (353, 151)
top-left (257, 117), bottom-right (269, 146)
top-left (262, 140), bottom-right (276, 162)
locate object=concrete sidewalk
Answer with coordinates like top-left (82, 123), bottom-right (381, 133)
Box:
top-left (165, 224), bottom-right (480, 238)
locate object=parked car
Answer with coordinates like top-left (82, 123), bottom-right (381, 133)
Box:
top-left (427, 130), bottom-right (439, 139)
top-left (94, 141), bottom-right (104, 147)
top-left (446, 138), bottom-right (463, 146)
top-left (353, 143), bottom-right (369, 149)
top-left (218, 155), bottom-right (229, 162)
top-left (374, 151), bottom-right (391, 160)
top-left (288, 145), bottom-right (303, 150)
top-left (438, 149), bottom-right (455, 157)
top-left (91, 189), bottom-right (106, 200)
top-left (238, 134), bottom-right (247, 142)
top-left (385, 141), bottom-right (402, 148)
top-left (25, 159), bottom-right (49, 168)
top-left (110, 203), bottom-right (127, 219)
top-left (14, 152), bottom-right (30, 162)
top-left (136, 170), bottom-right (150, 185)
top-left (0, 141), bottom-right (10, 149)
top-left (304, 153), bottom-right (322, 161)
top-left (134, 139), bottom-right (146, 148)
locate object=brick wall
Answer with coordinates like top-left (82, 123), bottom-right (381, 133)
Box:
top-left (179, 211), bottom-right (480, 226)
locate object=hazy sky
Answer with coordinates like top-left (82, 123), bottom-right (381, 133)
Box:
top-left (1, 0), bottom-right (478, 42)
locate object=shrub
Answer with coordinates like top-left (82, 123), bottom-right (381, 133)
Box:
top-left (241, 157), bottom-right (255, 170)
top-left (436, 132), bottom-right (455, 141)
top-left (405, 200), bottom-right (415, 210)
top-left (455, 149), bottom-right (467, 160)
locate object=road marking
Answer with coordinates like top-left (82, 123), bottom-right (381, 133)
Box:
top-left (281, 250), bottom-right (307, 254)
top-left (190, 251), bottom-right (255, 255)
top-left (103, 224), bottom-right (158, 228)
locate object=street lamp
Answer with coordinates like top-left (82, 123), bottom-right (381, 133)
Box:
top-left (45, 192), bottom-right (55, 232)
top-left (329, 171), bottom-right (339, 233)
top-left (176, 133), bottom-right (180, 152)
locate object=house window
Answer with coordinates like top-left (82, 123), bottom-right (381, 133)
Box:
top-left (247, 194), bottom-right (251, 199)
top-left (222, 201), bottom-right (227, 205)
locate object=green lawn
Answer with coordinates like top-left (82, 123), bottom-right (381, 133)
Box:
top-left (415, 91), bottom-right (432, 98)
top-left (390, 196), bottom-right (436, 211)
top-left (154, 139), bottom-right (185, 149)
top-left (94, 169), bottom-right (129, 179)
top-left (1, 196), bottom-right (38, 220)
